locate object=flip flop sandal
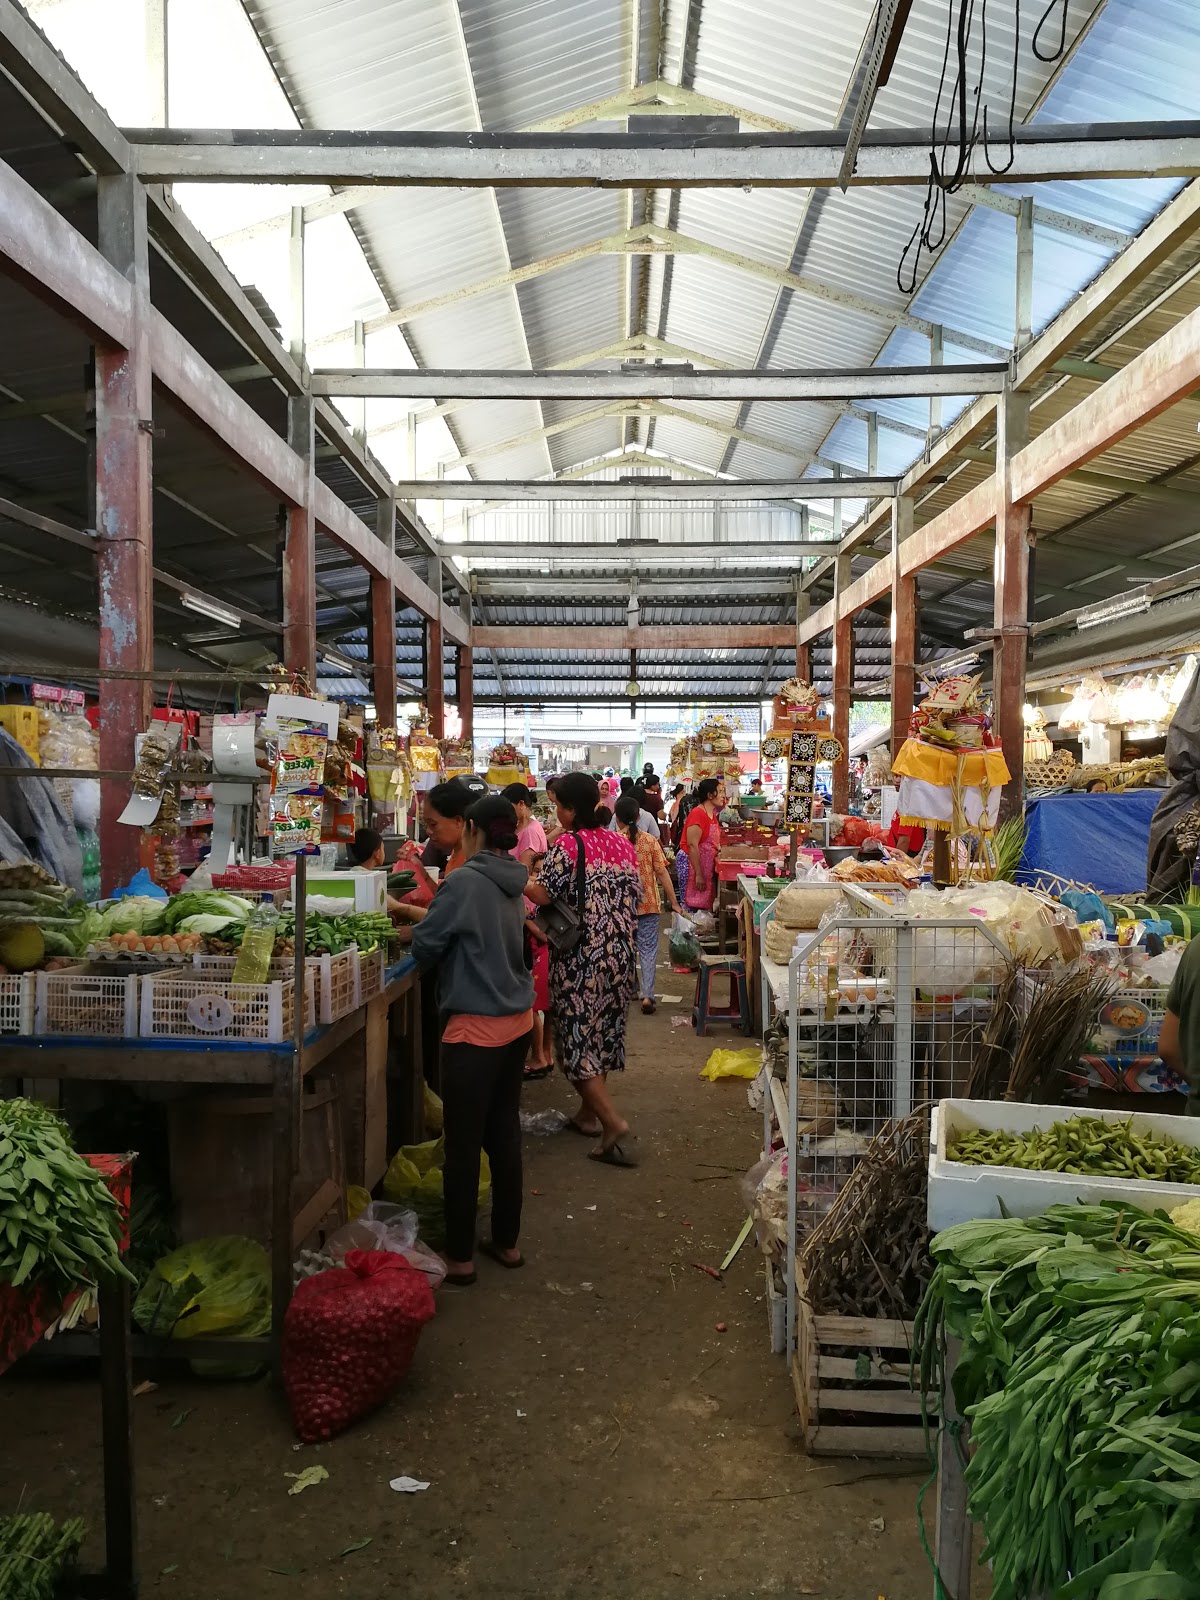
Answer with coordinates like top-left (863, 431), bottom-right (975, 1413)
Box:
top-left (523, 1064), bottom-right (553, 1081)
top-left (566, 1116), bottom-right (602, 1138)
top-left (589, 1135), bottom-right (640, 1168)
top-left (481, 1240), bottom-right (525, 1270)
top-left (443, 1269), bottom-right (477, 1287)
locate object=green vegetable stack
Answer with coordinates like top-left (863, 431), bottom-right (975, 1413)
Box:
top-left (950, 1115), bottom-right (1200, 1186)
top-left (276, 909), bottom-right (394, 957)
top-left (0, 861), bottom-right (100, 967)
top-left (915, 1204), bottom-right (1200, 1599)
top-left (0, 1099), bottom-right (133, 1294)
top-left (0, 1513), bottom-right (85, 1599)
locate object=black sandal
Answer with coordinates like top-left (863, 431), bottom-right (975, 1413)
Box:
top-left (523, 1063), bottom-right (552, 1081)
top-left (443, 1269), bottom-right (477, 1287)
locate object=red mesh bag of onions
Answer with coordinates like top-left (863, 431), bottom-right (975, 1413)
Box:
top-left (282, 1248), bottom-right (436, 1442)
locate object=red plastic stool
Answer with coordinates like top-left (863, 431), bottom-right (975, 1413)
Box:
top-left (692, 955), bottom-right (750, 1035)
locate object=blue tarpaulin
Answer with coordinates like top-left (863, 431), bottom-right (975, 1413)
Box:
top-left (1017, 790), bottom-right (1162, 895)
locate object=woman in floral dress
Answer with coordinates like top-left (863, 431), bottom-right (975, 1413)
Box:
top-left (528, 771), bottom-right (641, 1166)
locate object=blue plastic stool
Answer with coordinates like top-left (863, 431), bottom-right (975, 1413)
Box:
top-left (692, 954), bottom-right (750, 1035)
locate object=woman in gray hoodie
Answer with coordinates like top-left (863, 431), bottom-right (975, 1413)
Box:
top-left (411, 795), bottom-right (535, 1286)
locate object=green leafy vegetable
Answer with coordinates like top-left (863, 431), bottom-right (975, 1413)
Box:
top-left (915, 1203), bottom-right (1200, 1600)
top-left (162, 891), bottom-right (254, 932)
top-left (0, 1098), bottom-right (134, 1294)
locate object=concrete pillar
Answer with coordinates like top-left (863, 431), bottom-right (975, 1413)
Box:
top-left (456, 646), bottom-right (474, 743)
top-left (96, 174), bottom-right (153, 893)
top-left (426, 557), bottom-right (445, 738)
top-left (370, 573), bottom-right (396, 729)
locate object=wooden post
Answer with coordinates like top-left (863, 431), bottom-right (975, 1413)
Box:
top-left (890, 495), bottom-right (917, 761)
top-left (994, 387), bottom-right (1032, 817)
top-left (283, 395), bottom-right (316, 687)
top-left (794, 581), bottom-right (811, 682)
top-left (832, 554), bottom-right (853, 813)
top-left (370, 572), bottom-right (397, 728)
top-left (456, 645), bottom-right (474, 743)
top-left (95, 173), bottom-right (153, 894)
top-left (427, 557), bottom-right (445, 737)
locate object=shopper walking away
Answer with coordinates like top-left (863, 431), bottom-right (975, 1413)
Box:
top-left (526, 771), bottom-right (641, 1166)
top-left (503, 782), bottom-right (553, 1078)
top-left (682, 777), bottom-right (725, 914)
top-left (410, 796), bottom-right (534, 1287)
top-left (615, 796), bottom-right (681, 1015)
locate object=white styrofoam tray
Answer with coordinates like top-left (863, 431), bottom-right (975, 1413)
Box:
top-left (928, 1098), bottom-right (1200, 1233)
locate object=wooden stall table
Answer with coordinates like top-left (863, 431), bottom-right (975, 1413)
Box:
top-left (8, 954), bottom-right (425, 1360)
top-left (736, 872), bottom-right (771, 1035)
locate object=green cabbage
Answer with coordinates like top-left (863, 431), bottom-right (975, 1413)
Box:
top-left (100, 897), bottom-right (167, 937)
top-left (177, 914), bottom-right (244, 936)
top-left (162, 892), bottom-right (255, 932)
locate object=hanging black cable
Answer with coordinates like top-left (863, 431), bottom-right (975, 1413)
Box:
top-left (896, 0), bottom-right (1075, 294)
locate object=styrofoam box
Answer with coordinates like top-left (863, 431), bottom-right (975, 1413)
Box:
top-left (928, 1098), bottom-right (1200, 1233)
top-left (300, 871), bottom-right (386, 914)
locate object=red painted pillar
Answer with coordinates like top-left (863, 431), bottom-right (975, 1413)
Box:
top-left (998, 387), bottom-right (1036, 812)
top-left (795, 644), bottom-right (811, 682)
top-left (891, 496), bottom-right (917, 761)
top-left (284, 396), bottom-right (316, 688)
top-left (456, 645), bottom-right (473, 743)
top-left (994, 390), bottom-right (1032, 815)
top-left (370, 573), bottom-right (397, 729)
top-left (832, 613), bottom-right (854, 813)
top-left (96, 175), bottom-right (153, 894)
top-left (426, 615), bottom-right (445, 738)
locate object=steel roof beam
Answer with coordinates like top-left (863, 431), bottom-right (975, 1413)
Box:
top-left (311, 364), bottom-right (1007, 401)
top-left (307, 224), bottom-right (1004, 357)
top-left (397, 478), bottom-right (894, 502)
top-left (123, 123), bottom-right (1200, 188)
top-left (957, 184), bottom-right (1131, 250)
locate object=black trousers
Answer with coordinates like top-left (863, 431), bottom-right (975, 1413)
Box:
top-left (441, 1030), bottom-right (532, 1263)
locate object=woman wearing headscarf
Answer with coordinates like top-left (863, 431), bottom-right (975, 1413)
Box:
top-left (410, 795), bottom-right (534, 1287)
top-left (526, 772), bottom-right (640, 1166)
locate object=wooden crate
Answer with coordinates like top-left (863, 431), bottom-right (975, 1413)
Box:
top-left (791, 1264), bottom-right (934, 1458)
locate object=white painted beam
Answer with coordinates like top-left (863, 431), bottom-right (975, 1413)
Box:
top-left (399, 477), bottom-right (892, 501)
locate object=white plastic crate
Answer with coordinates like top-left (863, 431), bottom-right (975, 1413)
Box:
top-left (0, 973), bottom-right (35, 1036)
top-left (928, 1098), bottom-right (1200, 1233)
top-left (310, 948), bottom-right (360, 1024)
top-left (139, 973), bottom-right (312, 1043)
top-left (191, 954), bottom-right (316, 1019)
top-left (357, 950), bottom-right (384, 1004)
top-left (35, 971), bottom-right (139, 1038)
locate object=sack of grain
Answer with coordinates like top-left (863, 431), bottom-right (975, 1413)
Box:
top-left (774, 882), bottom-right (842, 929)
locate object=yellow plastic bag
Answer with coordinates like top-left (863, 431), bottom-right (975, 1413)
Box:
top-left (699, 1047), bottom-right (762, 1082)
top-left (381, 1135), bottom-right (490, 1248)
top-left (423, 1084), bottom-right (444, 1136)
top-left (346, 1184), bottom-right (371, 1221)
top-left (132, 1235), bottom-right (271, 1341)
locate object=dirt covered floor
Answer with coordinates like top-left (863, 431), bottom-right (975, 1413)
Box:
top-left (0, 976), bottom-right (945, 1599)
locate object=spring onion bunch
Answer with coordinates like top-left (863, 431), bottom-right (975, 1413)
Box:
top-left (915, 1203), bottom-right (1200, 1599)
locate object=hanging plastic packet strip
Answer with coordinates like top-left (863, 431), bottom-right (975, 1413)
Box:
top-left (270, 720), bottom-right (328, 859)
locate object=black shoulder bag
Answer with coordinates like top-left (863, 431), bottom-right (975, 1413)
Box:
top-left (535, 832), bottom-right (587, 953)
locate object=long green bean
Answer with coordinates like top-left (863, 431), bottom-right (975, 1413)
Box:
top-left (949, 1115), bottom-right (1200, 1187)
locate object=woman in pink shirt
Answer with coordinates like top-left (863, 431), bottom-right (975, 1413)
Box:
top-left (504, 783), bottom-right (552, 1077)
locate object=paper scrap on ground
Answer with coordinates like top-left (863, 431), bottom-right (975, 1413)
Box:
top-left (656, 993), bottom-right (683, 1003)
top-left (389, 1476), bottom-right (430, 1493)
top-left (285, 1466), bottom-right (329, 1495)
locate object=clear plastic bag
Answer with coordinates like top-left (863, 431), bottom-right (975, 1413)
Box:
top-left (320, 1202), bottom-right (446, 1291)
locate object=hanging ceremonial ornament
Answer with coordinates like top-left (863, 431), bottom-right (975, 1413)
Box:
top-left (761, 678), bottom-right (842, 832)
top-left (891, 674), bottom-right (1010, 880)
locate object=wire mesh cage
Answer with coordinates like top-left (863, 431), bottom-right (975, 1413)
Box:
top-left (780, 895), bottom-right (1010, 1354)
